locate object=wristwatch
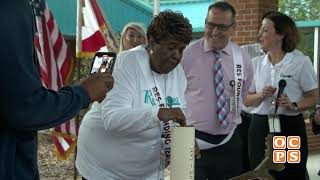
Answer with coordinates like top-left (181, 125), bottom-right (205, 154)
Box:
top-left (291, 102), bottom-right (298, 111)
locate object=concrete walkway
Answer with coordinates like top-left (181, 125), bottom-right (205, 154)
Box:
top-left (164, 151), bottom-right (320, 180)
top-left (307, 150), bottom-right (320, 180)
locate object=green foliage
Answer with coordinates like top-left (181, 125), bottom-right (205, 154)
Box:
top-left (278, 0), bottom-right (319, 62)
top-left (297, 28), bottom-right (314, 62)
top-left (278, 0), bottom-right (320, 21)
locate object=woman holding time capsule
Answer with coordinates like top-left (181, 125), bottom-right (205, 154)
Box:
top-left (75, 10), bottom-right (194, 180)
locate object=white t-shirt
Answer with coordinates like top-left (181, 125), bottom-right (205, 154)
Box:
top-left (76, 46), bottom-right (187, 180)
top-left (249, 50), bottom-right (318, 115)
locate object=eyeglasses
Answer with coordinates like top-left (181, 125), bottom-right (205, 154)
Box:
top-left (205, 19), bottom-right (234, 31)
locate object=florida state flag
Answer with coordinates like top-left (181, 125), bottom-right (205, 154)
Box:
top-left (76, 0), bottom-right (118, 58)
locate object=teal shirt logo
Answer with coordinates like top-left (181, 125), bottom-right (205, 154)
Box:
top-left (144, 90), bottom-right (180, 107)
top-left (144, 90), bottom-right (156, 106)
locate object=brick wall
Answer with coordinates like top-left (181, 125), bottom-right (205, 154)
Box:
top-left (226, 0), bottom-right (278, 45)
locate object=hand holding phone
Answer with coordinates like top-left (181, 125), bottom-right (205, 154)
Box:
top-left (79, 72), bottom-right (114, 102)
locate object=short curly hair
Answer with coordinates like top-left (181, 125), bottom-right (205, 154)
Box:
top-left (147, 10), bottom-right (192, 45)
top-left (263, 11), bottom-right (299, 52)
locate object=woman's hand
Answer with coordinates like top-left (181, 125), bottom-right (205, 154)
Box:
top-left (261, 86), bottom-right (277, 98)
top-left (157, 108), bottom-right (186, 126)
top-left (277, 93), bottom-right (297, 110)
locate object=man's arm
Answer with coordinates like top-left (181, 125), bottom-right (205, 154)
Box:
top-left (0, 1), bottom-right (112, 131)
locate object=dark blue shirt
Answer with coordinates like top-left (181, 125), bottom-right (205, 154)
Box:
top-left (0, 1), bottom-right (90, 179)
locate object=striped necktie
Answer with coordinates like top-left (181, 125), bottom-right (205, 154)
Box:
top-left (213, 51), bottom-right (228, 126)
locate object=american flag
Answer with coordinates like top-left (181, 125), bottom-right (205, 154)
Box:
top-left (31, 0), bottom-right (77, 159)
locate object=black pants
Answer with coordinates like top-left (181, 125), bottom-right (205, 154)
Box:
top-left (195, 127), bottom-right (244, 180)
top-left (248, 114), bottom-right (308, 180)
top-left (239, 110), bottom-right (252, 173)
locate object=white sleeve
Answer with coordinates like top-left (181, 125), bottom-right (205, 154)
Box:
top-left (299, 56), bottom-right (318, 92)
top-left (241, 43), bottom-right (263, 59)
top-left (248, 57), bottom-right (259, 93)
top-left (101, 53), bottom-right (160, 136)
top-left (242, 49), bottom-right (254, 98)
top-left (249, 79), bottom-right (256, 93)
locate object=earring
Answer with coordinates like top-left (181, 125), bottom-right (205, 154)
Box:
top-left (150, 49), bottom-right (154, 54)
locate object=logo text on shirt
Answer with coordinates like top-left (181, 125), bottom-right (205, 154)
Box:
top-left (143, 89), bottom-right (181, 107)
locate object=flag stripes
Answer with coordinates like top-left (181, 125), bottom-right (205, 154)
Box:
top-left (32, 0), bottom-right (76, 159)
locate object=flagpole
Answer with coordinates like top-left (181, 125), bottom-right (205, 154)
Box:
top-left (76, 0), bottom-right (82, 83)
top-left (74, 1), bottom-right (82, 179)
top-left (153, 0), bottom-right (160, 16)
top-left (90, 0), bottom-right (119, 52)
top-left (73, 116), bottom-right (79, 180)
top-left (94, 0), bottom-right (119, 51)
top-left (76, 0), bottom-right (82, 59)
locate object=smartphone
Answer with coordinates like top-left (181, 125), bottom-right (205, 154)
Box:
top-left (90, 52), bottom-right (117, 74)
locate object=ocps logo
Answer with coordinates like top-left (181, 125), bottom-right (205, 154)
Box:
top-left (273, 136), bottom-right (300, 163)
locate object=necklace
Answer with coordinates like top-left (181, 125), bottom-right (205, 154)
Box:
top-left (269, 51), bottom-right (285, 65)
top-left (151, 72), bottom-right (167, 98)
top-left (268, 55), bottom-right (285, 87)
top-left (266, 54), bottom-right (285, 117)
top-left (149, 54), bottom-right (174, 108)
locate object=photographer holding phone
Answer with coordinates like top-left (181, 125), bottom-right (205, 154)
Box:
top-left (0, 1), bottom-right (114, 179)
top-left (76, 10), bottom-right (192, 180)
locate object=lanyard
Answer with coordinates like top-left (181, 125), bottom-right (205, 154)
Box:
top-left (150, 72), bottom-right (172, 170)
